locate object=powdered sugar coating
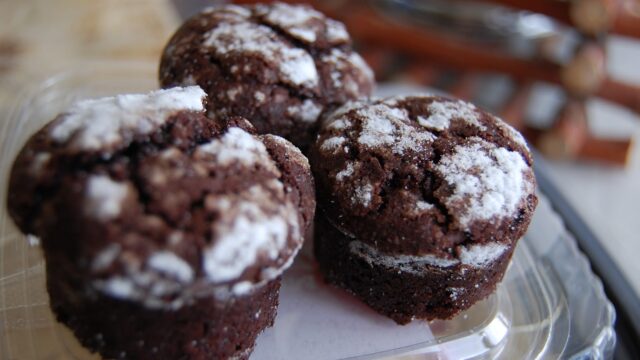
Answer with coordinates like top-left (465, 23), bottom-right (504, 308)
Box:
top-left (203, 4), bottom-right (251, 17)
top-left (160, 3), bottom-right (373, 149)
top-left (458, 242), bottom-right (508, 267)
top-left (415, 201), bottom-right (434, 211)
top-left (85, 175), bottom-right (130, 221)
top-left (50, 86), bottom-right (206, 152)
top-left (92, 244), bottom-right (121, 271)
top-left (148, 251), bottom-right (194, 283)
top-left (492, 114), bottom-right (529, 150)
top-left (350, 241), bottom-right (458, 270)
top-left (335, 162), bottom-right (355, 181)
top-left (260, 134), bottom-right (311, 173)
top-left (203, 181), bottom-right (300, 283)
top-left (255, 2), bottom-right (350, 45)
top-left (436, 137), bottom-right (531, 229)
top-left (86, 127), bottom-right (306, 307)
top-left (195, 127), bottom-right (274, 169)
top-left (325, 19), bottom-right (349, 42)
top-left (356, 104), bottom-right (435, 155)
top-left (353, 183), bottom-right (374, 207)
top-left (320, 49), bottom-right (375, 97)
top-left (257, 3), bottom-right (323, 42)
top-left (312, 94), bottom-right (536, 256)
top-left (286, 99), bottom-right (323, 123)
top-left (418, 99), bottom-right (485, 131)
top-left (320, 136), bottom-right (346, 153)
top-left (350, 239), bottom-right (510, 272)
top-left (325, 117), bottom-right (352, 131)
top-left (203, 21), bottom-right (318, 89)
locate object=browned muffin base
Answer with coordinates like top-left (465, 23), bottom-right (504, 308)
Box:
top-left (314, 214), bottom-right (514, 325)
top-left (46, 256), bottom-right (279, 360)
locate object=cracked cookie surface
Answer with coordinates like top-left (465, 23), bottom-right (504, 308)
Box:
top-left (7, 86), bottom-right (315, 306)
top-left (7, 86), bottom-right (316, 359)
top-left (312, 95), bottom-right (538, 323)
top-left (311, 95), bottom-right (537, 258)
top-left (159, 2), bottom-right (375, 150)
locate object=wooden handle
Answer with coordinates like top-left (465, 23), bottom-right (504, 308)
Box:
top-left (561, 43), bottom-right (607, 96)
top-left (537, 100), bottom-right (589, 159)
top-left (578, 136), bottom-right (633, 165)
top-left (613, 0), bottom-right (640, 37)
top-left (536, 99), bottom-right (632, 165)
top-left (470, 0), bottom-right (640, 37)
top-left (570, 0), bottom-right (618, 35)
top-left (598, 77), bottom-right (640, 114)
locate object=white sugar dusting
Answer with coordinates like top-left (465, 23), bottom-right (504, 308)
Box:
top-left (203, 4), bottom-right (251, 17)
top-left (203, 204), bottom-right (288, 282)
top-left (320, 136), bottom-right (346, 153)
top-left (148, 251), bottom-right (194, 283)
top-left (356, 104), bottom-right (435, 154)
top-left (459, 243), bottom-right (508, 267)
top-left (258, 3), bottom-right (323, 42)
top-left (335, 162), bottom-right (355, 181)
top-left (357, 106), bottom-right (399, 146)
top-left (49, 87), bottom-right (206, 151)
top-left (320, 49), bottom-right (373, 95)
top-left (90, 183), bottom-right (300, 309)
top-left (448, 287), bottom-right (465, 301)
top-left (219, 4), bottom-right (252, 17)
top-left (203, 183), bottom-right (300, 283)
top-left (324, 100), bottom-right (367, 122)
top-left (348, 52), bottom-right (374, 82)
top-left (262, 134), bottom-right (310, 171)
top-left (352, 183), bottom-right (374, 207)
top-left (416, 201), bottom-right (434, 211)
top-left (97, 277), bottom-right (135, 299)
top-left (417, 115), bottom-right (448, 131)
top-left (203, 22), bottom-right (318, 88)
top-left (92, 244), bottom-right (121, 271)
top-left (286, 99), bottom-right (323, 123)
top-left (349, 241), bottom-right (459, 272)
top-left (196, 127), bottom-right (271, 167)
top-left (350, 240), bottom-right (508, 273)
top-left (85, 175), bottom-right (129, 221)
top-left (436, 137), bottom-right (530, 229)
top-left (254, 91), bottom-right (266, 103)
top-left (326, 19), bottom-right (349, 42)
top-left (231, 281), bottom-right (255, 296)
top-left (492, 114), bottom-right (529, 150)
top-left (326, 117), bottom-right (352, 131)
top-left (418, 100), bottom-right (485, 131)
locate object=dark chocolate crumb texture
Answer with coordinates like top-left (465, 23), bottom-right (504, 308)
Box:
top-left (159, 2), bottom-right (375, 150)
top-left (311, 95), bottom-right (538, 324)
top-left (7, 86), bottom-right (315, 359)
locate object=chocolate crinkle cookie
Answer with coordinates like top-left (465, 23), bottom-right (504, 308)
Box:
top-left (159, 2), bottom-right (375, 150)
top-left (7, 86), bottom-right (315, 359)
top-left (311, 95), bottom-right (538, 324)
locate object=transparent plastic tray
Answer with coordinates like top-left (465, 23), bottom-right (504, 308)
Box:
top-left (0, 64), bottom-right (615, 359)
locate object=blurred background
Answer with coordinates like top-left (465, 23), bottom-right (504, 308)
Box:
top-left (0, 0), bottom-right (639, 357)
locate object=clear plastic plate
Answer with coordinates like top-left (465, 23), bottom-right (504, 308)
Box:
top-left (0, 63), bottom-right (615, 359)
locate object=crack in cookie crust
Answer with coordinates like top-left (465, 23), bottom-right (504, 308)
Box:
top-left (311, 95), bottom-right (537, 258)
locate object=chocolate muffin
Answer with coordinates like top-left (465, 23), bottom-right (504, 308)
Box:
top-left (311, 95), bottom-right (537, 324)
top-left (159, 2), bottom-right (375, 150)
top-left (7, 86), bottom-right (315, 359)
